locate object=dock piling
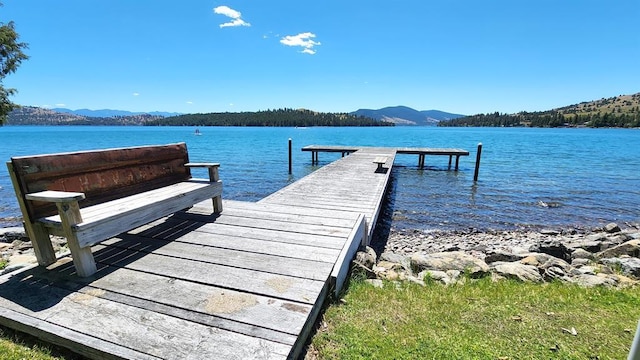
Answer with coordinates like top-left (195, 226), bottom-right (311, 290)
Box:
top-left (288, 138), bottom-right (292, 174)
top-left (473, 143), bottom-right (482, 181)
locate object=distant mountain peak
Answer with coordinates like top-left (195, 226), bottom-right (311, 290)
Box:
top-left (51, 108), bottom-right (182, 118)
top-left (351, 106), bottom-right (464, 126)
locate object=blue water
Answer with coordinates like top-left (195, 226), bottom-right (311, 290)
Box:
top-left (1, 126), bottom-right (639, 231)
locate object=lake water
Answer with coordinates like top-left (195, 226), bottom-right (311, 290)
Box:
top-left (1, 126), bottom-right (638, 232)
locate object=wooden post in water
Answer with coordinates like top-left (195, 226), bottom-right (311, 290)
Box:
top-left (288, 138), bottom-right (292, 174)
top-left (473, 143), bottom-right (482, 181)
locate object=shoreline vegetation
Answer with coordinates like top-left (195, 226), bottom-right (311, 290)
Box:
top-left (438, 93), bottom-right (640, 128)
top-left (5, 92), bottom-right (640, 128)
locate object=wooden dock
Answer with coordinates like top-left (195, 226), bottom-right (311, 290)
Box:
top-left (0, 147), bottom-right (396, 359)
top-left (302, 144), bottom-right (469, 170)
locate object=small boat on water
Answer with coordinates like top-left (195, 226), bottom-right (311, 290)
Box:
top-left (194, 128), bottom-right (202, 136)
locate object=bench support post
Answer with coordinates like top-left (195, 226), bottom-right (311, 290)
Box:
top-left (56, 201), bottom-right (97, 277)
top-left (27, 223), bottom-right (57, 267)
top-left (208, 167), bottom-right (223, 213)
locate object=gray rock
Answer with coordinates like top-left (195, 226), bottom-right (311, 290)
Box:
top-left (564, 240), bottom-right (604, 253)
top-left (571, 274), bottom-right (617, 287)
top-left (410, 251), bottom-right (490, 278)
top-left (540, 258), bottom-right (572, 272)
top-left (491, 262), bottom-right (543, 282)
top-left (600, 257), bottom-right (640, 278)
top-left (571, 258), bottom-right (590, 267)
top-left (586, 233), bottom-right (608, 242)
top-left (520, 253), bottom-right (559, 267)
top-left (484, 250), bottom-right (526, 264)
top-left (597, 240), bottom-right (640, 259)
top-left (577, 266), bottom-right (597, 275)
top-left (570, 248), bottom-right (595, 260)
top-left (540, 229), bottom-right (560, 236)
top-left (544, 266), bottom-right (570, 281)
top-left (379, 252), bottom-right (407, 265)
top-left (604, 223), bottom-right (621, 234)
top-left (533, 240), bottom-right (568, 261)
top-left (354, 246), bottom-right (377, 269)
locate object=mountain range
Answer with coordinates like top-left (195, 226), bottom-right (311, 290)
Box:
top-left (351, 106), bottom-right (465, 126)
top-left (51, 108), bottom-right (181, 118)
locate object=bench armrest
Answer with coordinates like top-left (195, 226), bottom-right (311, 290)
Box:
top-left (184, 162), bottom-right (220, 169)
top-left (185, 163), bottom-right (221, 182)
top-left (25, 190), bottom-right (86, 203)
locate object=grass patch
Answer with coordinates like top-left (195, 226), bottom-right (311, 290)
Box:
top-left (0, 326), bottom-right (82, 360)
top-left (312, 277), bottom-right (640, 359)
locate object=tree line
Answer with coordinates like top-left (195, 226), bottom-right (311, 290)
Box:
top-left (438, 110), bottom-right (640, 128)
top-left (145, 108), bottom-right (393, 127)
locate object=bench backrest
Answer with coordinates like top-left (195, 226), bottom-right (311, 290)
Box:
top-left (7, 143), bottom-right (192, 221)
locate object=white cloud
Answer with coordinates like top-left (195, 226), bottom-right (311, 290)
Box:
top-left (214, 6), bottom-right (250, 28)
top-left (186, 101), bottom-right (193, 105)
top-left (280, 32), bottom-right (321, 54)
top-left (55, 103), bottom-right (66, 107)
top-left (132, 92), bottom-right (140, 96)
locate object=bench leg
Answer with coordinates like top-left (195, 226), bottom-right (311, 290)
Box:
top-left (67, 237), bottom-right (97, 277)
top-left (56, 201), bottom-right (97, 277)
top-left (27, 223), bottom-right (57, 266)
top-left (213, 196), bottom-right (223, 213)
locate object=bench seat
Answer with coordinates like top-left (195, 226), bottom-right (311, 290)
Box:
top-left (34, 179), bottom-right (222, 249)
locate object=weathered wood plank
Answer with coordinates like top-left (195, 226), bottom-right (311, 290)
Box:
top-left (173, 211), bottom-right (352, 238)
top-left (34, 262), bottom-right (306, 343)
top-left (103, 226), bottom-right (341, 263)
top-left (0, 273), bottom-right (290, 359)
top-left (224, 200), bottom-right (359, 220)
top-left (186, 205), bottom-right (358, 229)
top-left (101, 234), bottom-right (335, 280)
top-left (91, 245), bottom-right (325, 303)
top-left (131, 217), bottom-right (347, 250)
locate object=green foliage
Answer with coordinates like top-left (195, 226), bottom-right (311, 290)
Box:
top-left (145, 108), bottom-right (393, 127)
top-left (312, 277), bottom-right (640, 359)
top-left (439, 93), bottom-right (640, 128)
top-left (0, 7), bottom-right (29, 125)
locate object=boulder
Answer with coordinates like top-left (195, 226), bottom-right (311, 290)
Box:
top-left (354, 246), bottom-right (377, 269)
top-left (410, 251), bottom-right (489, 278)
top-left (570, 274), bottom-right (617, 288)
top-left (600, 257), bottom-right (640, 278)
top-left (529, 240), bottom-right (568, 261)
top-left (520, 253), bottom-right (558, 267)
top-left (564, 240), bottom-right (604, 253)
top-left (570, 248), bottom-right (595, 260)
top-left (491, 262), bottom-right (543, 282)
top-left (597, 240), bottom-right (640, 259)
top-left (484, 250), bottom-right (527, 264)
top-left (571, 258), bottom-right (590, 267)
top-left (604, 223), bottom-right (621, 234)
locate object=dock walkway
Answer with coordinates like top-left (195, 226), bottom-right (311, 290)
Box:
top-left (302, 144), bottom-right (469, 170)
top-left (0, 147), bottom-right (396, 359)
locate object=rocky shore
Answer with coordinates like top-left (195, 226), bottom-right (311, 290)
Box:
top-left (2, 222), bottom-right (640, 290)
top-left (357, 222), bottom-right (640, 288)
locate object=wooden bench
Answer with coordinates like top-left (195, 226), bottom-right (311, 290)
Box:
top-left (6, 142), bottom-right (223, 277)
top-left (373, 156), bottom-right (388, 172)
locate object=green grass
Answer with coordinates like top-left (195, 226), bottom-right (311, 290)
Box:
top-left (312, 277), bottom-right (640, 360)
top-left (0, 326), bottom-right (81, 360)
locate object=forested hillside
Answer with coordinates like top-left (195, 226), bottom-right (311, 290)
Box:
top-left (439, 93), bottom-right (640, 128)
top-left (147, 108), bottom-right (392, 127)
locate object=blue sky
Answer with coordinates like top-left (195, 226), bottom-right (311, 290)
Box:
top-left (3, 0), bottom-right (639, 115)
